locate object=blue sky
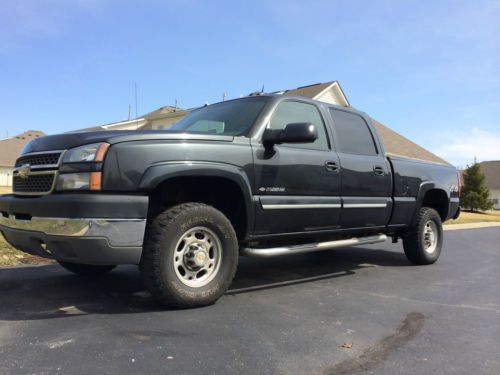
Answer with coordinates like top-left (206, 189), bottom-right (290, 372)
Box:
top-left (0, 0), bottom-right (499, 166)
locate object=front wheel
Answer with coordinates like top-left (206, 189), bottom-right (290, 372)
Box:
top-left (140, 203), bottom-right (238, 308)
top-left (402, 207), bottom-right (443, 265)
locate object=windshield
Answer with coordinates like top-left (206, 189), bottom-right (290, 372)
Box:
top-left (170, 98), bottom-right (267, 136)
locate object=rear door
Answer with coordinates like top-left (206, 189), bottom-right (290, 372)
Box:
top-left (328, 108), bottom-right (392, 228)
top-left (252, 100), bottom-right (342, 235)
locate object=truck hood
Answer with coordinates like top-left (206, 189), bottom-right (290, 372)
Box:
top-left (21, 130), bottom-right (235, 154)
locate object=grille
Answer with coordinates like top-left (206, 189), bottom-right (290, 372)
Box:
top-left (13, 173), bottom-right (55, 194)
top-left (15, 152), bottom-right (62, 168)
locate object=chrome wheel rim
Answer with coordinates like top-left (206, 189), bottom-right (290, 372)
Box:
top-left (423, 220), bottom-right (438, 254)
top-left (173, 226), bottom-right (222, 288)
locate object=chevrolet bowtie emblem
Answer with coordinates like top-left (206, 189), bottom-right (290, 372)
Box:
top-left (17, 164), bottom-right (31, 179)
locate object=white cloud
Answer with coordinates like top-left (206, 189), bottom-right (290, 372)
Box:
top-left (431, 127), bottom-right (500, 167)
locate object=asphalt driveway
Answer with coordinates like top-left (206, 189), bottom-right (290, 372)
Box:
top-left (0, 227), bottom-right (499, 374)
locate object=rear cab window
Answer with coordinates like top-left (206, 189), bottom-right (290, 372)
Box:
top-left (328, 109), bottom-right (378, 155)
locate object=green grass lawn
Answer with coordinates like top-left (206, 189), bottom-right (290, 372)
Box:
top-left (0, 235), bottom-right (52, 267)
top-left (1, 185), bottom-right (52, 266)
top-left (448, 209), bottom-right (500, 225)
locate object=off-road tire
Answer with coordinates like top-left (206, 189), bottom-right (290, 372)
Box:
top-left (57, 261), bottom-right (116, 275)
top-left (140, 203), bottom-right (238, 308)
top-left (402, 207), bottom-right (443, 265)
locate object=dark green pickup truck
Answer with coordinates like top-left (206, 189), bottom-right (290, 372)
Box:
top-left (0, 94), bottom-right (460, 307)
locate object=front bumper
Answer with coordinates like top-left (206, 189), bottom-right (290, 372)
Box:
top-left (0, 194), bottom-right (148, 265)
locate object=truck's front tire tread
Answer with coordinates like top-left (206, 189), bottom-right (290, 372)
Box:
top-left (140, 203), bottom-right (238, 308)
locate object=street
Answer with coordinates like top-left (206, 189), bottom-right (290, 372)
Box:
top-left (0, 227), bottom-right (499, 374)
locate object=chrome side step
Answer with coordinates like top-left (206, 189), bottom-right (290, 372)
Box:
top-left (240, 234), bottom-right (387, 258)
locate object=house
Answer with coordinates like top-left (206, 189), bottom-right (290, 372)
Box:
top-left (477, 161), bottom-right (500, 209)
top-left (80, 80), bottom-right (449, 165)
top-left (0, 131), bottom-right (46, 187)
top-left (74, 106), bottom-right (190, 132)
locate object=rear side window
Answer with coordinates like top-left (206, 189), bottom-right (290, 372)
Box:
top-left (269, 101), bottom-right (329, 151)
top-left (329, 109), bottom-right (377, 155)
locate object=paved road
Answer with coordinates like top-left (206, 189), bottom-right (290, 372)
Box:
top-left (0, 228), bottom-right (499, 374)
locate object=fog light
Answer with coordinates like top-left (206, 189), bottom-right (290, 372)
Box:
top-left (57, 173), bottom-right (91, 190)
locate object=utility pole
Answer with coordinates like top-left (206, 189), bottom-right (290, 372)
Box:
top-left (134, 82), bottom-right (138, 119)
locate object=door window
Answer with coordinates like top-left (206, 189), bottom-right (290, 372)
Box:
top-left (269, 101), bottom-right (329, 151)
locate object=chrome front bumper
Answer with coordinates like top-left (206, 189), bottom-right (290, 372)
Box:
top-left (0, 215), bottom-right (146, 247)
top-left (0, 216), bottom-right (146, 265)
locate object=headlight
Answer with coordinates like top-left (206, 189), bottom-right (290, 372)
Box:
top-left (58, 143), bottom-right (108, 191)
top-left (63, 143), bottom-right (109, 163)
top-left (56, 172), bottom-right (102, 191)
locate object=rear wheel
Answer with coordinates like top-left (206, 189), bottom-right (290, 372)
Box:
top-left (140, 203), bottom-right (238, 308)
top-left (402, 207), bottom-right (443, 265)
top-left (57, 261), bottom-right (116, 275)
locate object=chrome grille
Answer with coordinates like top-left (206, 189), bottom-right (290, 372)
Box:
top-left (15, 152), bottom-right (62, 168)
top-left (13, 173), bottom-right (56, 194)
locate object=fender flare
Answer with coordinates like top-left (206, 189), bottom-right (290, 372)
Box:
top-left (138, 161), bottom-right (254, 237)
top-left (413, 181), bottom-right (449, 222)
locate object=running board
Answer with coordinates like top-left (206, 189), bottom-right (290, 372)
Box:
top-left (240, 234), bottom-right (387, 258)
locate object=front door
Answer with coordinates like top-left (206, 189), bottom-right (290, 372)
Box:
top-left (252, 100), bottom-right (342, 235)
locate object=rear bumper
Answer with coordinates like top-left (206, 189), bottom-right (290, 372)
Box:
top-left (449, 197), bottom-right (460, 221)
top-left (0, 194), bottom-right (148, 265)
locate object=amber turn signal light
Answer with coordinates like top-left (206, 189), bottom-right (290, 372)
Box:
top-left (90, 172), bottom-right (102, 191)
top-left (95, 143), bottom-right (110, 162)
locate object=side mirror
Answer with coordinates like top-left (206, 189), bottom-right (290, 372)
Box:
top-left (263, 122), bottom-right (318, 147)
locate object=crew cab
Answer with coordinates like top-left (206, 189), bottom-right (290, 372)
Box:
top-left (0, 94), bottom-right (460, 307)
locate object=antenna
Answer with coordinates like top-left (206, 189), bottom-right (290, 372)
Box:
top-left (134, 82), bottom-right (138, 118)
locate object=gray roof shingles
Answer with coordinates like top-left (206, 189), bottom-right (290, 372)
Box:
top-left (478, 161), bottom-right (500, 189)
top-left (0, 131), bottom-right (46, 167)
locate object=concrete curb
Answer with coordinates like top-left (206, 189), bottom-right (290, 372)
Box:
top-left (444, 222), bottom-right (500, 231)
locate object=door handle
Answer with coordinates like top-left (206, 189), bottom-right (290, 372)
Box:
top-left (325, 161), bottom-right (339, 172)
top-left (373, 166), bottom-right (385, 176)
